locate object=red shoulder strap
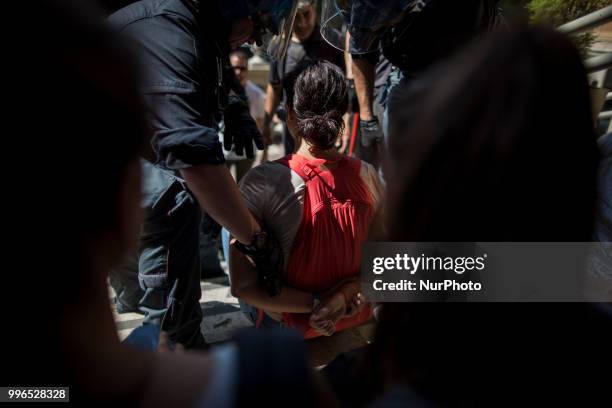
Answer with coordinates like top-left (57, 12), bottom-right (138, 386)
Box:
top-left (275, 154), bottom-right (312, 181)
top-left (276, 154), bottom-right (349, 182)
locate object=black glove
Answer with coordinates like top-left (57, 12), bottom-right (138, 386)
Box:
top-left (359, 117), bottom-right (384, 148)
top-left (233, 231), bottom-right (284, 297)
top-left (223, 94), bottom-right (264, 159)
top-left (347, 79), bottom-right (359, 113)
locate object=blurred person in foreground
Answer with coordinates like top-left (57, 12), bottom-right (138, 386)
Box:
top-left (2, 1), bottom-right (335, 406)
top-left (326, 26), bottom-right (612, 406)
top-left (590, 132), bottom-right (612, 297)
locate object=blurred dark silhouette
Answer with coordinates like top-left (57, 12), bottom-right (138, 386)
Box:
top-left (4, 0), bottom-right (148, 398)
top-left (369, 26), bottom-right (609, 406)
top-left (386, 26), bottom-right (598, 242)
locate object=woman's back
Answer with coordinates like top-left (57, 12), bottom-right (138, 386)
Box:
top-left (238, 154), bottom-right (383, 283)
top-left (280, 154), bottom-right (375, 291)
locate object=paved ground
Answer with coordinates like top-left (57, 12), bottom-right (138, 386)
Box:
top-left (112, 270), bottom-right (251, 344)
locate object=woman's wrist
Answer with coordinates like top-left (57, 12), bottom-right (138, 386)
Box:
top-left (311, 293), bottom-right (321, 312)
top-left (322, 290), bottom-right (348, 312)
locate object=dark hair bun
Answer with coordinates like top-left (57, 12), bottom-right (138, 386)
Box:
top-left (299, 112), bottom-right (345, 150)
top-left (290, 61), bottom-right (348, 150)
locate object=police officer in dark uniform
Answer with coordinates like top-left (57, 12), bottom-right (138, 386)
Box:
top-left (320, 0), bottom-right (502, 169)
top-left (109, 0), bottom-right (298, 349)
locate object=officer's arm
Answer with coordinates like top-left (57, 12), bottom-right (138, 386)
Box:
top-left (344, 32), bottom-right (354, 79)
top-left (262, 83), bottom-right (282, 145)
top-left (352, 56), bottom-right (376, 121)
top-left (181, 165), bottom-right (259, 244)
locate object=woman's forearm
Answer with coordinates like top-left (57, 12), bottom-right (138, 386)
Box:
top-left (229, 242), bottom-right (313, 313)
top-left (235, 284), bottom-right (314, 314)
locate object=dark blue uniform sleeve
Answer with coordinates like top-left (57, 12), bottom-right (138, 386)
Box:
top-left (121, 13), bottom-right (224, 170)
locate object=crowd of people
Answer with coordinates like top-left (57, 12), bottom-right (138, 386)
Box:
top-left (3, 0), bottom-right (612, 406)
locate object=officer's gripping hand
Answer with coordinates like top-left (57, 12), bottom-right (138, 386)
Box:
top-left (223, 95), bottom-right (264, 159)
top-left (359, 117), bottom-right (384, 148)
top-left (232, 231), bottom-right (284, 297)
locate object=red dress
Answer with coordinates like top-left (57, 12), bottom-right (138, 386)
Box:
top-left (276, 154), bottom-right (375, 339)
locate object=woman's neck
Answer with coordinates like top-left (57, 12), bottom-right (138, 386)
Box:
top-left (295, 140), bottom-right (342, 162)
